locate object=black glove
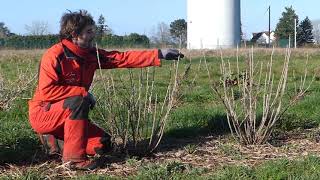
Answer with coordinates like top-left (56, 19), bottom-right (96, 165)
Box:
top-left (86, 92), bottom-right (96, 110)
top-left (158, 49), bottom-right (184, 60)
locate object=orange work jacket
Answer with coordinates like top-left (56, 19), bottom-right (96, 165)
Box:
top-left (29, 39), bottom-right (161, 109)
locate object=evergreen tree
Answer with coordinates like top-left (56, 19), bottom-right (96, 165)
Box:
top-left (297, 16), bottom-right (314, 46)
top-left (96, 15), bottom-right (112, 42)
top-left (275, 6), bottom-right (299, 40)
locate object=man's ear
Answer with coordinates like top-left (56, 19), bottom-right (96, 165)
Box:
top-left (71, 31), bottom-right (78, 39)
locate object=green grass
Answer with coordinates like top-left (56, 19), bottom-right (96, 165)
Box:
top-left (1, 49), bottom-right (320, 178)
top-left (211, 156), bottom-right (320, 180)
top-left (166, 104), bottom-right (229, 138)
top-left (0, 98), bottom-right (41, 165)
top-left (3, 156), bottom-right (320, 179)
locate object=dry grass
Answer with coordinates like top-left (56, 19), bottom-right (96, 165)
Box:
top-left (154, 129), bottom-right (320, 169)
top-left (184, 48), bottom-right (320, 58)
top-left (0, 49), bottom-right (44, 60)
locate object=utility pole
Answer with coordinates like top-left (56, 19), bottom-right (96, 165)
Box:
top-left (268, 5), bottom-right (271, 48)
top-left (294, 18), bottom-right (297, 48)
top-left (289, 35), bottom-right (291, 48)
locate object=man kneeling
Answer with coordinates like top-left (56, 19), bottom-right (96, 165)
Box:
top-left (28, 10), bottom-right (183, 170)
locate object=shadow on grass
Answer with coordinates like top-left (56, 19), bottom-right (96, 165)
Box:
top-left (155, 113), bottom-right (231, 154)
top-left (104, 113), bottom-right (231, 160)
top-left (0, 136), bottom-right (131, 169)
top-left (0, 137), bottom-right (49, 166)
top-left (0, 111), bottom-right (230, 166)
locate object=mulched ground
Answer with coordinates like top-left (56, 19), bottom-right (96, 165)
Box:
top-left (1, 128), bottom-right (320, 178)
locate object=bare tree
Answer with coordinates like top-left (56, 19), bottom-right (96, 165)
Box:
top-left (150, 22), bottom-right (172, 47)
top-left (25, 21), bottom-right (50, 35)
top-left (169, 19), bottom-right (187, 47)
top-left (0, 22), bottom-right (12, 38)
top-left (313, 20), bottom-right (320, 44)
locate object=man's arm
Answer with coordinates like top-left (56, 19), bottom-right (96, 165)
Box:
top-left (97, 49), bottom-right (161, 69)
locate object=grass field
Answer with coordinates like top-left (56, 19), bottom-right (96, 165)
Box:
top-left (1, 48), bottom-right (320, 179)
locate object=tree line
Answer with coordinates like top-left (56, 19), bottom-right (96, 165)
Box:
top-left (0, 15), bottom-right (187, 49)
top-left (1, 7), bottom-right (316, 49)
top-left (0, 33), bottom-right (150, 49)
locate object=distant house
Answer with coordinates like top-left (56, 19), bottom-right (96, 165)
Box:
top-left (251, 31), bottom-right (275, 45)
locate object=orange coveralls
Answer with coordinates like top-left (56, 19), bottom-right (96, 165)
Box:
top-left (28, 39), bottom-right (160, 162)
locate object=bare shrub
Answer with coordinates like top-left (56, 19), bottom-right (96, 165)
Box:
top-left (0, 61), bottom-right (37, 110)
top-left (206, 47), bottom-right (313, 145)
top-left (92, 46), bottom-right (190, 155)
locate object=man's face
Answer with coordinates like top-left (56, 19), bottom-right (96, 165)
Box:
top-left (73, 25), bottom-right (96, 48)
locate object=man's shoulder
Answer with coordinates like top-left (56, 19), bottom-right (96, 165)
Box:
top-left (44, 42), bottom-right (64, 58)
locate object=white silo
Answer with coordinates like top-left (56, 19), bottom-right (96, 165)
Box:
top-left (187, 0), bottom-right (241, 49)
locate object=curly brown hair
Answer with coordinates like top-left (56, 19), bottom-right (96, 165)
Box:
top-left (59, 10), bottom-right (95, 40)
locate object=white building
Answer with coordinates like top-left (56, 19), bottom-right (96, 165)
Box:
top-left (251, 31), bottom-right (276, 45)
top-left (187, 0), bottom-right (241, 49)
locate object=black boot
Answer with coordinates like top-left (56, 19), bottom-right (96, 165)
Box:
top-left (38, 133), bottom-right (63, 156)
top-left (94, 133), bottom-right (113, 155)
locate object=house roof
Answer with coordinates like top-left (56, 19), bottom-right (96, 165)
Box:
top-left (251, 32), bottom-right (264, 41)
top-left (251, 31), bottom-right (274, 42)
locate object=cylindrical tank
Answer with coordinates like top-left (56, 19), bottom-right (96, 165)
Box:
top-left (187, 0), bottom-right (241, 49)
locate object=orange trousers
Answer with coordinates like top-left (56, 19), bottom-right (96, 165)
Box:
top-left (29, 96), bottom-right (111, 162)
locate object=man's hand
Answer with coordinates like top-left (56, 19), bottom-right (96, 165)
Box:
top-left (86, 92), bottom-right (96, 110)
top-left (158, 49), bottom-right (184, 60)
